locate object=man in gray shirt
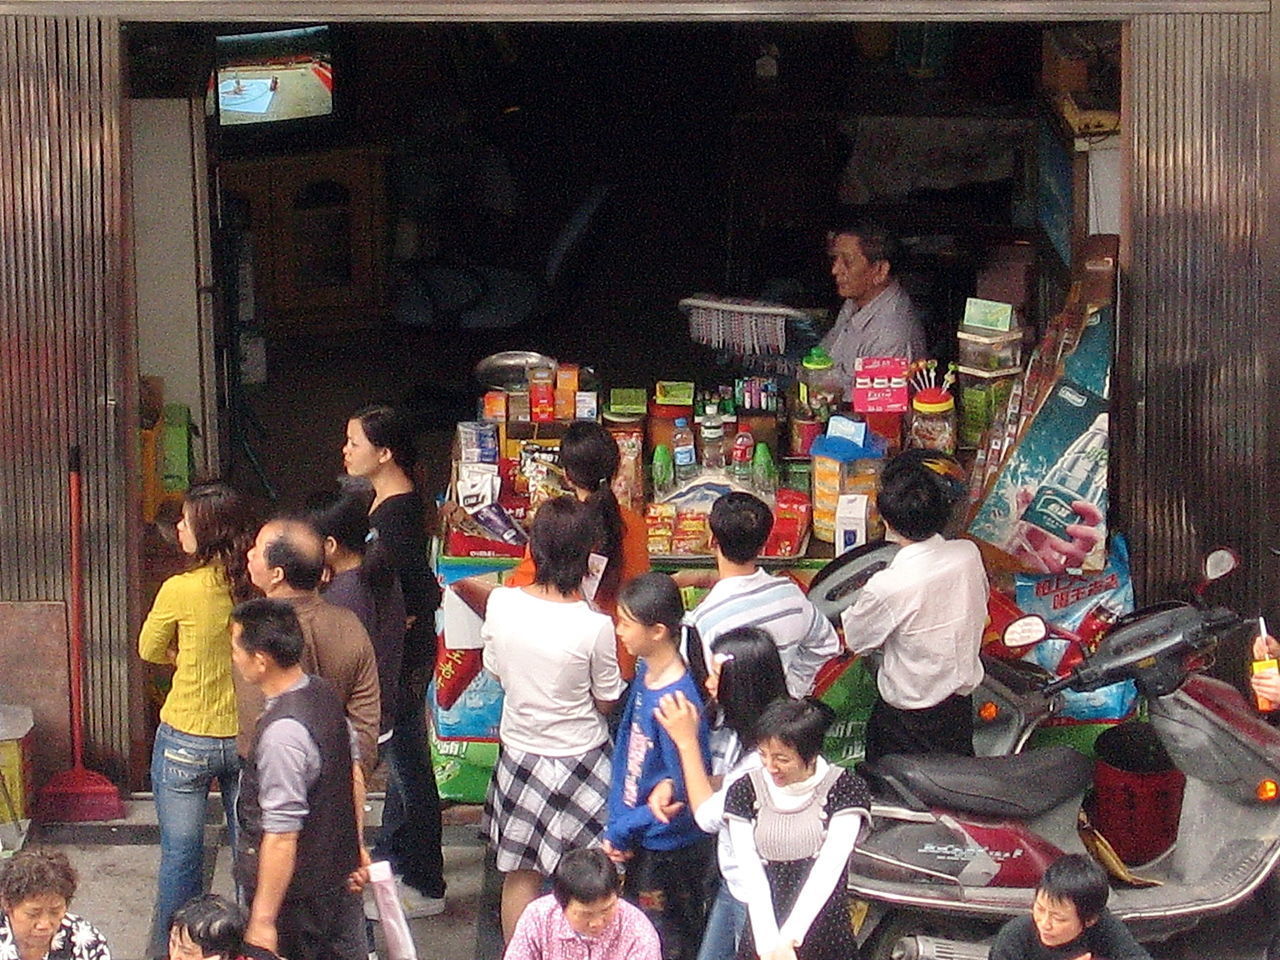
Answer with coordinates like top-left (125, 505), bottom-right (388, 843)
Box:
top-left (820, 219), bottom-right (927, 382)
top-left (230, 598), bottom-right (367, 960)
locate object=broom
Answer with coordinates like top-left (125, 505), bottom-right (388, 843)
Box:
top-left (35, 446), bottom-right (125, 822)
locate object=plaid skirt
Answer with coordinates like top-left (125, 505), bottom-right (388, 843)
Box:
top-left (482, 741), bottom-right (612, 875)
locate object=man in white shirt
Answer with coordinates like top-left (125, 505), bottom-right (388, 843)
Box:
top-left (686, 493), bottom-right (841, 698)
top-left (820, 219), bottom-right (927, 383)
top-left (841, 451), bottom-right (987, 762)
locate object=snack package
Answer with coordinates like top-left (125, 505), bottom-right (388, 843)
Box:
top-left (673, 508), bottom-right (711, 555)
top-left (646, 503), bottom-right (676, 555)
top-left (609, 426), bottom-right (645, 512)
top-left (764, 488), bottom-right (811, 558)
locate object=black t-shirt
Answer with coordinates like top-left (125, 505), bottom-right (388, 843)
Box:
top-left (369, 491), bottom-right (441, 621)
top-left (988, 910), bottom-right (1152, 960)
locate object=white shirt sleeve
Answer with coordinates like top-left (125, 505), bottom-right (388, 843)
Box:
top-left (726, 815), bottom-right (781, 955)
top-left (777, 810), bottom-right (864, 947)
top-left (589, 619), bottom-right (626, 701)
top-left (840, 584), bottom-right (897, 656)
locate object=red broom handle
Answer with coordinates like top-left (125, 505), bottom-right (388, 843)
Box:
top-left (68, 446), bottom-right (86, 768)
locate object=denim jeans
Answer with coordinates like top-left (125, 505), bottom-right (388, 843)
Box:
top-left (147, 723), bottom-right (241, 959)
top-left (373, 684), bottom-right (445, 898)
top-left (696, 880), bottom-right (746, 960)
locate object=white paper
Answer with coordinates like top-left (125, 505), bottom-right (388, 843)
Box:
top-left (442, 587), bottom-right (486, 651)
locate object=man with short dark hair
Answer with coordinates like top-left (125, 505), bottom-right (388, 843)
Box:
top-left (820, 218), bottom-right (926, 379)
top-left (686, 492), bottom-right (839, 698)
top-left (230, 598), bottom-right (366, 960)
top-left (236, 518), bottom-right (380, 777)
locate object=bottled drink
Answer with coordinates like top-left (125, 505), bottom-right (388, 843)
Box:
top-left (672, 418), bottom-right (698, 482)
top-left (1020, 412), bottom-right (1109, 540)
top-left (751, 442), bottom-right (778, 498)
top-left (729, 429), bottom-right (756, 486)
top-left (700, 403), bottom-right (725, 470)
top-left (652, 444), bottom-right (675, 500)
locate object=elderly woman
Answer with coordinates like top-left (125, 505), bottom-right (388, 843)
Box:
top-left (0, 848), bottom-right (110, 960)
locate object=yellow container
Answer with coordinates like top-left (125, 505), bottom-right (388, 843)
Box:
top-left (0, 706), bottom-right (33, 824)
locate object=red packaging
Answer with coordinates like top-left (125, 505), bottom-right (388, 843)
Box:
top-left (764, 488), bottom-right (812, 557)
top-left (445, 528), bottom-right (526, 559)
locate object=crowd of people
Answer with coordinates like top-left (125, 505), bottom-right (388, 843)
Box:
top-left (14, 398), bottom-right (1148, 960)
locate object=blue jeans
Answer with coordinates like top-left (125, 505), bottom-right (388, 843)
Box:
top-left (148, 723), bottom-right (241, 959)
top-left (373, 684), bottom-right (445, 898)
top-left (697, 880), bottom-right (746, 960)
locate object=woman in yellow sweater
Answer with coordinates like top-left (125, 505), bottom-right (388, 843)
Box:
top-left (138, 482), bottom-right (256, 960)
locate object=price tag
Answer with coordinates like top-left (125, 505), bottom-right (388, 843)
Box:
top-left (963, 297), bottom-right (1016, 331)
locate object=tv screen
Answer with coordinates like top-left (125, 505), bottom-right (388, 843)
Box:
top-left (214, 26), bottom-right (333, 127)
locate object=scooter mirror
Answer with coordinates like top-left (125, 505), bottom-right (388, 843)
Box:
top-left (1002, 614), bottom-right (1049, 648)
top-left (1203, 547), bottom-right (1241, 583)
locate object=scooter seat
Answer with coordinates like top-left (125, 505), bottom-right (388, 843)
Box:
top-left (860, 745), bottom-right (1094, 819)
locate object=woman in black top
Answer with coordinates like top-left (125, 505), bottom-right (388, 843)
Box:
top-left (344, 404), bottom-right (446, 913)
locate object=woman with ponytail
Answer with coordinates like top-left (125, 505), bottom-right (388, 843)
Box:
top-left (139, 482), bottom-right (256, 958)
top-left (505, 421), bottom-right (650, 676)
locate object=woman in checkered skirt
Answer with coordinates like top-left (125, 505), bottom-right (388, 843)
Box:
top-left (480, 496), bottom-right (628, 942)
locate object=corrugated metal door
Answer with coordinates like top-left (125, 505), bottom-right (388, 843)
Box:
top-left (1122, 13), bottom-right (1272, 616)
top-left (0, 16), bottom-right (137, 781)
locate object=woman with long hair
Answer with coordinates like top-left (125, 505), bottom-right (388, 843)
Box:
top-left (305, 484), bottom-right (406, 746)
top-left (343, 404), bottom-right (446, 914)
top-left (652, 626), bottom-right (789, 960)
top-left (138, 482), bottom-right (256, 959)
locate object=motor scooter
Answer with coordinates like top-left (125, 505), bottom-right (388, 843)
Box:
top-left (816, 547), bottom-right (1280, 960)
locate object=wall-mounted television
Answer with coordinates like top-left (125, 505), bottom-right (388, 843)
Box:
top-left (213, 26), bottom-right (333, 127)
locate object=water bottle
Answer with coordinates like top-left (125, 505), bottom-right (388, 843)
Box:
top-left (700, 403), bottom-right (725, 471)
top-left (1019, 412), bottom-right (1108, 540)
top-left (729, 428), bottom-right (756, 486)
top-left (672, 418), bottom-right (698, 482)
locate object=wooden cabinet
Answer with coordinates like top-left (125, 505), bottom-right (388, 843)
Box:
top-left (220, 146), bottom-right (388, 332)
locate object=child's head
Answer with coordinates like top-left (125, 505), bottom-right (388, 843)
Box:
top-left (1032, 854), bottom-right (1109, 948)
top-left (876, 449), bottom-right (966, 541)
top-left (616, 572), bottom-right (683, 661)
top-left (530, 496), bottom-right (599, 595)
top-left (752, 697), bottom-right (835, 786)
top-left (708, 626), bottom-right (787, 740)
top-left (552, 848), bottom-right (622, 940)
top-left (168, 894), bottom-right (246, 960)
top-left (709, 493), bottom-right (774, 565)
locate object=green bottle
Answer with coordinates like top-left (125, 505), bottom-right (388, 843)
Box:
top-left (652, 444), bottom-right (675, 500)
top-left (751, 442), bottom-right (778, 498)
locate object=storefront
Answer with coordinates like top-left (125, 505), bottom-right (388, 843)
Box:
top-left (0, 1), bottom-right (1275, 787)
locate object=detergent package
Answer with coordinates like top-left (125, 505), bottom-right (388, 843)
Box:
top-left (1015, 535), bottom-right (1137, 722)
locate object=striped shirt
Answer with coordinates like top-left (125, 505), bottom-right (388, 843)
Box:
top-left (686, 569), bottom-right (841, 697)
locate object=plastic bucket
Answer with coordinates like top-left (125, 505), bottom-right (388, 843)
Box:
top-left (1092, 722), bottom-right (1185, 865)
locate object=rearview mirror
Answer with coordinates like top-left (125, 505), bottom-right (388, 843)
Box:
top-left (1002, 614), bottom-right (1049, 649)
top-left (1203, 547), bottom-right (1241, 583)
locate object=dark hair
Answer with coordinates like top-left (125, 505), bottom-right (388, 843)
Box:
top-left (230, 597), bottom-right (305, 668)
top-left (709, 492), bottom-right (774, 565)
top-left (616, 572), bottom-right (683, 642)
top-left (1038, 854), bottom-right (1109, 923)
top-left (0, 848), bottom-right (77, 907)
top-left (753, 697), bottom-right (835, 765)
top-left (828, 217), bottom-right (900, 273)
top-left (170, 894), bottom-right (246, 960)
top-left (351, 404), bottom-right (418, 473)
top-left (551, 847), bottom-right (621, 908)
top-left (184, 482), bottom-right (257, 604)
top-left (560, 422), bottom-right (624, 602)
top-left (877, 449), bottom-right (966, 541)
top-left (262, 519), bottom-right (326, 591)
top-left (711, 626), bottom-right (787, 741)
top-left (530, 497), bottom-right (598, 596)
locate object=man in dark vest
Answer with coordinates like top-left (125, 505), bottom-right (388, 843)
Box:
top-left (230, 597), bottom-right (367, 960)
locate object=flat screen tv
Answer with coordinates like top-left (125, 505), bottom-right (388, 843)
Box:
top-left (214, 26), bottom-right (333, 127)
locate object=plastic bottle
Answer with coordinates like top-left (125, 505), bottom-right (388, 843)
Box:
top-left (729, 428), bottom-right (756, 486)
top-left (652, 444), bottom-right (675, 500)
top-left (1019, 412), bottom-right (1109, 540)
top-left (700, 402), bottom-right (725, 470)
top-left (751, 442), bottom-right (778, 498)
top-left (672, 418), bottom-right (698, 482)
top-left (801, 346), bottom-right (843, 419)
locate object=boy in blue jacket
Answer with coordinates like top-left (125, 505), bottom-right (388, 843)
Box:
top-left (601, 572), bottom-right (713, 960)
